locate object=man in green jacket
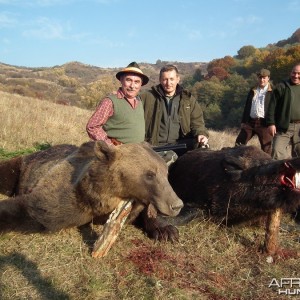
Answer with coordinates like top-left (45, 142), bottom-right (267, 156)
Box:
top-left (266, 63), bottom-right (300, 159)
top-left (140, 64), bottom-right (209, 157)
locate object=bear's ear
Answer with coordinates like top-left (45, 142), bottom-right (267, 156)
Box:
top-left (94, 141), bottom-right (116, 162)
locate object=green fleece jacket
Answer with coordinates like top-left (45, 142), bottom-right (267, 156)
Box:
top-left (140, 84), bottom-right (208, 145)
top-left (266, 79), bottom-right (294, 132)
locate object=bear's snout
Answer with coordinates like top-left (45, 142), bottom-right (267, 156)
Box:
top-left (160, 197), bottom-right (184, 217)
top-left (171, 203), bottom-right (184, 213)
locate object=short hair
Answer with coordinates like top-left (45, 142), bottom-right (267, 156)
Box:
top-left (159, 65), bottom-right (179, 79)
top-left (292, 63), bottom-right (300, 70)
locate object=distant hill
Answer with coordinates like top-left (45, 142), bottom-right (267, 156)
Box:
top-left (274, 28), bottom-right (300, 47)
top-left (0, 28), bottom-right (299, 109)
top-left (0, 60), bottom-right (206, 108)
top-left (0, 60), bottom-right (207, 86)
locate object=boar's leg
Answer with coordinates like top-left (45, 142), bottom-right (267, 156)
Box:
top-left (264, 208), bottom-right (282, 255)
top-left (294, 206), bottom-right (300, 224)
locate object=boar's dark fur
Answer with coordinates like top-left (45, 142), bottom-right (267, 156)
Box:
top-left (168, 145), bottom-right (300, 225)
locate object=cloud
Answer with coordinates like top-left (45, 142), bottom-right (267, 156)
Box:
top-left (1, 37), bottom-right (11, 44)
top-left (0, 12), bottom-right (17, 28)
top-left (232, 15), bottom-right (262, 27)
top-left (169, 22), bottom-right (203, 41)
top-left (0, 0), bottom-right (119, 6)
top-left (22, 17), bottom-right (67, 39)
top-left (207, 30), bottom-right (230, 39)
top-left (187, 30), bottom-right (203, 41)
top-left (33, 0), bottom-right (76, 6)
top-left (287, 0), bottom-right (300, 10)
top-left (92, 0), bottom-right (119, 3)
top-left (21, 15), bottom-right (121, 47)
top-left (0, 0), bottom-right (76, 7)
top-left (127, 28), bottom-right (138, 38)
top-left (87, 36), bottom-right (124, 48)
top-left (0, 0), bottom-right (15, 3)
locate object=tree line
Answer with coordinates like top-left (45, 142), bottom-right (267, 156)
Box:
top-left (182, 43), bottom-right (300, 130)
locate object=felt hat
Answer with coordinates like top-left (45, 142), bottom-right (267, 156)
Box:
top-left (116, 62), bottom-right (149, 86)
top-left (257, 68), bottom-right (270, 77)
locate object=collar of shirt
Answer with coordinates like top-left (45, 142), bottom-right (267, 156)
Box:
top-left (256, 84), bottom-right (269, 94)
top-left (117, 88), bottom-right (140, 109)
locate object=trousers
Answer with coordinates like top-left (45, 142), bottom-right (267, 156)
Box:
top-left (235, 118), bottom-right (273, 156)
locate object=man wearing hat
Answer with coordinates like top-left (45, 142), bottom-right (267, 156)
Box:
top-left (86, 62), bottom-right (149, 145)
top-left (235, 68), bottom-right (273, 155)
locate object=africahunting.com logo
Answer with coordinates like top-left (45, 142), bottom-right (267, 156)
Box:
top-left (269, 278), bottom-right (300, 295)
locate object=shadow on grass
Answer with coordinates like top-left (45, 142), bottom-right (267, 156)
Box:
top-left (78, 223), bottom-right (99, 253)
top-left (0, 252), bottom-right (70, 299)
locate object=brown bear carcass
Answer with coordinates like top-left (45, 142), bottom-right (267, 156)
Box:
top-left (0, 141), bottom-right (183, 240)
top-left (168, 145), bottom-right (300, 256)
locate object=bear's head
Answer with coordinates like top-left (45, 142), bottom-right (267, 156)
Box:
top-left (84, 141), bottom-right (183, 217)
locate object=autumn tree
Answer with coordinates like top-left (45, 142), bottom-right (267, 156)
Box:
top-left (207, 56), bottom-right (236, 71)
top-left (220, 74), bottom-right (249, 128)
top-left (192, 77), bottom-right (229, 129)
top-left (206, 67), bottom-right (229, 81)
top-left (237, 45), bottom-right (257, 59)
top-left (77, 77), bottom-right (119, 109)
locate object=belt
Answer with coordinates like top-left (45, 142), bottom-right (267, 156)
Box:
top-left (290, 120), bottom-right (300, 124)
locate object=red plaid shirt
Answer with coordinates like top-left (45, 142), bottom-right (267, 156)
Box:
top-left (86, 89), bottom-right (140, 145)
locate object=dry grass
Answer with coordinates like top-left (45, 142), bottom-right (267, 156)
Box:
top-left (0, 92), bottom-right (299, 300)
top-left (0, 91), bottom-right (90, 151)
top-left (0, 90), bottom-right (258, 152)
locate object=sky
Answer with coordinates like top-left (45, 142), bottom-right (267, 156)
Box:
top-left (0, 0), bottom-right (299, 68)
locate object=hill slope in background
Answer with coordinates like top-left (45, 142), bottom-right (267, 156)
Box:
top-left (274, 28), bottom-right (300, 47)
top-left (0, 28), bottom-right (299, 109)
top-left (0, 60), bottom-right (206, 108)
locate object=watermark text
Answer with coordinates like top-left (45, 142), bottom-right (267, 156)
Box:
top-left (269, 278), bottom-right (300, 295)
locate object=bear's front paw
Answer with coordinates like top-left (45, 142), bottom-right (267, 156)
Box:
top-left (149, 225), bottom-right (179, 242)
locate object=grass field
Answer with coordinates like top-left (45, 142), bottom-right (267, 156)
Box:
top-left (0, 91), bottom-right (299, 300)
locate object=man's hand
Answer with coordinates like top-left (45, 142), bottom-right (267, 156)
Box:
top-left (268, 125), bottom-right (276, 137)
top-left (198, 135), bottom-right (208, 145)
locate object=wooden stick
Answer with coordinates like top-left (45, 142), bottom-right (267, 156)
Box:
top-left (92, 199), bottom-right (133, 258)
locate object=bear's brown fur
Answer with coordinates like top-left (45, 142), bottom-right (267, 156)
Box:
top-left (0, 141), bottom-right (183, 237)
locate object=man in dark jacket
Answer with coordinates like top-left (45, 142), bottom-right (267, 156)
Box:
top-left (140, 64), bottom-right (208, 157)
top-left (266, 63), bottom-right (300, 159)
top-left (235, 68), bottom-right (273, 155)
top-left (266, 63), bottom-right (300, 226)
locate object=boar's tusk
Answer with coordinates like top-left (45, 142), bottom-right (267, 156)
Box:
top-left (279, 162), bottom-right (299, 190)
